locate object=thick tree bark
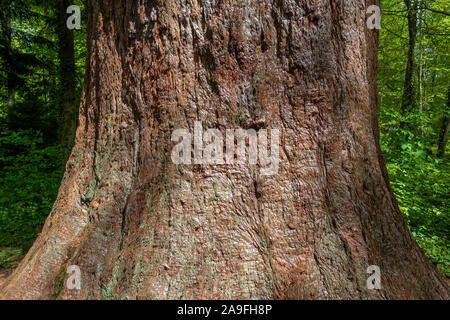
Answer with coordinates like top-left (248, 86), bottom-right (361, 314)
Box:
top-left (401, 0), bottom-right (418, 114)
top-left (1, 0), bottom-right (448, 300)
top-left (57, 0), bottom-right (78, 163)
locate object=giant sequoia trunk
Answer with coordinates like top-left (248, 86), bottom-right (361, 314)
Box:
top-left (1, 0), bottom-right (448, 300)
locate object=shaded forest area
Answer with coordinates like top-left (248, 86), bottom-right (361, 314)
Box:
top-left (0, 0), bottom-right (448, 279)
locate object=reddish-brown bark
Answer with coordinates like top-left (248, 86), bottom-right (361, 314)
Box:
top-left (1, 0), bottom-right (448, 299)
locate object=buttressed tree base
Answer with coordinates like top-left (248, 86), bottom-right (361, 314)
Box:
top-left (1, 0), bottom-right (448, 299)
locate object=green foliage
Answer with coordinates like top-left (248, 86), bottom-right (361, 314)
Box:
top-left (0, 0), bottom-right (86, 250)
top-left (380, 113), bottom-right (449, 275)
top-left (0, 130), bottom-right (63, 248)
top-left (412, 232), bottom-right (450, 275)
top-left (379, 0), bottom-right (449, 275)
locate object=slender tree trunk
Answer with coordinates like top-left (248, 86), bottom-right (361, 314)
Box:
top-left (1, 0), bottom-right (448, 300)
top-left (418, 7), bottom-right (424, 114)
top-left (437, 88), bottom-right (450, 157)
top-left (401, 0), bottom-right (418, 114)
top-left (0, 6), bottom-right (15, 123)
top-left (57, 0), bottom-right (78, 163)
top-left (7, 89), bottom-right (14, 115)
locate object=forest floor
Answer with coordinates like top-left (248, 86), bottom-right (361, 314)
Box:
top-left (0, 248), bottom-right (24, 286)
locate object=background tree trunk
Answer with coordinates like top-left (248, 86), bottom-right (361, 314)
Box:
top-left (57, 0), bottom-right (78, 163)
top-left (401, 0), bottom-right (418, 114)
top-left (0, 5), bottom-right (16, 122)
top-left (1, 0), bottom-right (448, 300)
top-left (437, 88), bottom-right (450, 157)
